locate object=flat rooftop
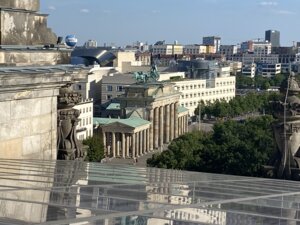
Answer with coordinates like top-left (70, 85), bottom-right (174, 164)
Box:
top-left (0, 159), bottom-right (299, 224)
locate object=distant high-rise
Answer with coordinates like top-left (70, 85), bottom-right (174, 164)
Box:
top-left (265, 30), bottom-right (280, 47)
top-left (203, 36), bottom-right (221, 53)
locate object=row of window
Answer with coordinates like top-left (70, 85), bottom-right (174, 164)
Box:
top-left (181, 97), bottom-right (234, 107)
top-left (79, 117), bottom-right (92, 127)
top-left (180, 89), bottom-right (235, 99)
top-left (107, 85), bottom-right (124, 92)
top-left (177, 81), bottom-right (235, 91)
top-left (79, 107), bottom-right (92, 114)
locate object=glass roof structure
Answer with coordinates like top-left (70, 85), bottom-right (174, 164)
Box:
top-left (0, 159), bottom-right (300, 225)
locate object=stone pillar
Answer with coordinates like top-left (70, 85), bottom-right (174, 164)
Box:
top-left (116, 133), bottom-right (120, 157)
top-left (132, 133), bottom-right (136, 158)
top-left (122, 133), bottom-right (126, 158)
top-left (126, 134), bottom-right (130, 157)
top-left (139, 131), bottom-right (143, 156)
top-left (149, 109), bottom-right (154, 151)
top-left (186, 115), bottom-right (189, 133)
top-left (174, 102), bottom-right (179, 138)
top-left (103, 132), bottom-right (107, 156)
top-left (154, 107), bottom-right (159, 149)
top-left (165, 104), bottom-right (170, 143)
top-left (170, 104), bottom-right (174, 141)
top-left (137, 132), bottom-right (140, 156)
top-left (107, 133), bottom-right (111, 156)
top-left (112, 132), bottom-right (116, 158)
top-left (159, 106), bottom-right (164, 147)
top-left (147, 129), bottom-right (150, 153)
top-left (178, 117), bottom-right (181, 136)
top-left (143, 130), bottom-right (147, 154)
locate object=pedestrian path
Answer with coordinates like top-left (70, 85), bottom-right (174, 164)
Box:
top-left (105, 149), bottom-right (163, 167)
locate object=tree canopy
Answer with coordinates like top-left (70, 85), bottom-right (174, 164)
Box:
top-left (195, 92), bottom-right (281, 119)
top-left (236, 74), bottom-right (285, 90)
top-left (147, 116), bottom-right (276, 177)
top-left (83, 135), bottom-right (104, 162)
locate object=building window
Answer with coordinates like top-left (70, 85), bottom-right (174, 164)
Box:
top-left (107, 95), bottom-right (112, 100)
top-left (117, 86), bottom-right (123, 92)
top-left (107, 85), bottom-right (113, 91)
top-left (89, 117), bottom-right (91, 124)
top-left (78, 84), bottom-right (82, 90)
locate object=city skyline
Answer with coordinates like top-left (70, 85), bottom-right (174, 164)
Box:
top-left (40, 0), bottom-right (300, 47)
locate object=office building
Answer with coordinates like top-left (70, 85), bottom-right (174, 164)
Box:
top-left (265, 30), bottom-right (280, 48)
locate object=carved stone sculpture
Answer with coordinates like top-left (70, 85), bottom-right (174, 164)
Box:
top-left (269, 73), bottom-right (300, 180)
top-left (57, 84), bottom-right (86, 160)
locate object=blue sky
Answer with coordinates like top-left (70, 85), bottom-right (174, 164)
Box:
top-left (40, 0), bottom-right (300, 47)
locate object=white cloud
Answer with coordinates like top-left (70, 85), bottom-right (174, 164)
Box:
top-left (80, 9), bottom-right (90, 13)
top-left (48, 6), bottom-right (56, 10)
top-left (259, 1), bottom-right (278, 6)
top-left (272, 9), bottom-right (295, 15)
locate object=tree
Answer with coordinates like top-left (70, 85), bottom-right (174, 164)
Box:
top-left (83, 136), bottom-right (104, 162)
top-left (147, 116), bottom-right (276, 177)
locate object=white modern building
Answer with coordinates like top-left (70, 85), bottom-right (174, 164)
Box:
top-left (252, 41), bottom-right (272, 55)
top-left (174, 75), bottom-right (236, 115)
top-left (73, 99), bottom-right (94, 140)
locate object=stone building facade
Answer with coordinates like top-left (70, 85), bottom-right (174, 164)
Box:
top-left (0, 65), bottom-right (87, 159)
top-left (95, 83), bottom-right (189, 158)
top-left (0, 0), bottom-right (57, 45)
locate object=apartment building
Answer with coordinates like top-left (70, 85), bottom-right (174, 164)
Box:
top-left (73, 99), bottom-right (94, 140)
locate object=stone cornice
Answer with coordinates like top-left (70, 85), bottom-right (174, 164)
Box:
top-left (0, 65), bottom-right (89, 100)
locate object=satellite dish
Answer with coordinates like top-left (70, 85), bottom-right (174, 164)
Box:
top-left (65, 35), bottom-right (78, 47)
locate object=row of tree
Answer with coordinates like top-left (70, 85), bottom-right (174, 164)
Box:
top-left (147, 116), bottom-right (276, 177)
top-left (195, 92), bottom-right (281, 119)
top-left (236, 74), bottom-right (286, 90)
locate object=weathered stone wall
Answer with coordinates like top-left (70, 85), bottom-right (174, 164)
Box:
top-left (0, 0), bottom-right (40, 12)
top-left (0, 67), bottom-right (89, 160)
top-left (0, 91), bottom-right (58, 160)
top-left (0, 50), bottom-right (71, 66)
top-left (0, 72), bottom-right (72, 160)
top-left (0, 10), bottom-right (57, 45)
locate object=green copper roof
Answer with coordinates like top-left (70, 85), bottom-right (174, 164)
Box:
top-left (178, 106), bottom-right (189, 113)
top-left (94, 117), bottom-right (151, 128)
top-left (106, 103), bottom-right (121, 110)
